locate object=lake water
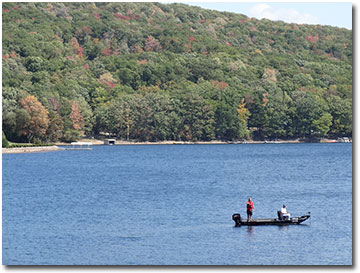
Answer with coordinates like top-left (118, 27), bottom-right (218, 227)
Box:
top-left (2, 143), bottom-right (352, 265)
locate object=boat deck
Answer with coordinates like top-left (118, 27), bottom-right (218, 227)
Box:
top-left (240, 218), bottom-right (298, 226)
top-left (232, 213), bottom-right (310, 226)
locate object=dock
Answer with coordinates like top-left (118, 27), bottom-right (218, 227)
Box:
top-left (65, 142), bottom-right (93, 150)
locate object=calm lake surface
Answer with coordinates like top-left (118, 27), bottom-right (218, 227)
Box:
top-left (2, 143), bottom-right (352, 265)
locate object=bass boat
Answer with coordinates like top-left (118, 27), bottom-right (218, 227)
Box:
top-left (232, 212), bottom-right (310, 226)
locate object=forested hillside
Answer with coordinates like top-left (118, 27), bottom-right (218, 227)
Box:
top-left (2, 2), bottom-right (352, 143)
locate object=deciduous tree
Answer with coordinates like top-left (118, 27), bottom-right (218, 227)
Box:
top-left (19, 95), bottom-right (49, 142)
top-left (70, 101), bottom-right (85, 131)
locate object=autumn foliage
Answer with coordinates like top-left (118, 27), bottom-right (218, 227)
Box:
top-left (70, 101), bottom-right (85, 131)
top-left (114, 13), bottom-right (130, 20)
top-left (19, 95), bottom-right (49, 142)
top-left (305, 36), bottom-right (319, 43)
top-left (70, 37), bottom-right (83, 58)
top-left (145, 35), bottom-right (162, 52)
top-left (1, 2), bottom-right (352, 143)
top-left (210, 81), bottom-right (229, 90)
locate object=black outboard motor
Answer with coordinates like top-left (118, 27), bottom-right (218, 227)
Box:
top-left (232, 213), bottom-right (241, 227)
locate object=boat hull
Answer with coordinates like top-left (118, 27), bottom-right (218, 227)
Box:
top-left (232, 213), bottom-right (310, 227)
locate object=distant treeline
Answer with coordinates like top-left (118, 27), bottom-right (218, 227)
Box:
top-left (2, 2), bottom-right (352, 144)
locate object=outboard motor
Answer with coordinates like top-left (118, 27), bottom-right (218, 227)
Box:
top-left (232, 213), bottom-right (241, 227)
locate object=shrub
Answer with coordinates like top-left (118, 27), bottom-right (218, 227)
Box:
top-left (7, 143), bottom-right (55, 148)
top-left (2, 131), bottom-right (10, 148)
top-left (62, 130), bottom-right (82, 143)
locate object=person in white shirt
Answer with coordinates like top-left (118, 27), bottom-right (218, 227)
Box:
top-left (281, 204), bottom-right (291, 220)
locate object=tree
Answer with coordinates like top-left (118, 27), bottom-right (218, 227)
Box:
top-left (46, 111), bottom-right (64, 141)
top-left (263, 94), bottom-right (294, 139)
top-left (246, 91), bottom-right (269, 140)
top-left (25, 56), bottom-right (43, 72)
top-left (325, 95), bottom-right (352, 137)
top-left (291, 91), bottom-right (330, 138)
top-left (70, 101), bottom-right (85, 131)
top-left (174, 92), bottom-right (215, 141)
top-left (311, 113), bottom-right (332, 137)
top-left (236, 98), bottom-right (251, 139)
top-left (63, 129), bottom-right (83, 143)
top-left (145, 35), bottom-right (162, 52)
top-left (19, 95), bottom-right (49, 142)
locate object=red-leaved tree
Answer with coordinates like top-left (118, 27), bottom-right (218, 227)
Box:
top-left (145, 35), bottom-right (162, 52)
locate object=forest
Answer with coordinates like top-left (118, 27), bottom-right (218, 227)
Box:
top-left (2, 2), bottom-right (352, 144)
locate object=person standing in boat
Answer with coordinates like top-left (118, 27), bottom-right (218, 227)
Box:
top-left (246, 197), bottom-right (254, 221)
top-left (281, 204), bottom-right (291, 220)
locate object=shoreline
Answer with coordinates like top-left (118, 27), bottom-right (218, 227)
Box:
top-left (2, 138), bottom-right (350, 154)
top-left (57, 139), bottom-right (299, 145)
top-left (60, 137), bottom-right (345, 145)
top-left (2, 145), bottom-right (62, 154)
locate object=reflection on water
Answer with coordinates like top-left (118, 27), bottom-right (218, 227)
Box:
top-left (247, 226), bottom-right (254, 235)
top-left (278, 225), bottom-right (289, 233)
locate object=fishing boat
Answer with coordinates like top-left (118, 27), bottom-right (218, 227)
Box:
top-left (232, 212), bottom-right (310, 226)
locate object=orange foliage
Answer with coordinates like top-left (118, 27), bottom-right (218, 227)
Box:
top-left (210, 80), bottom-right (229, 89)
top-left (19, 95), bottom-right (49, 140)
top-left (133, 45), bottom-right (143, 54)
top-left (137, 59), bottom-right (148, 65)
top-left (55, 34), bottom-right (62, 43)
top-left (101, 48), bottom-right (112, 56)
top-left (262, 93), bottom-right (269, 107)
top-left (70, 101), bottom-right (85, 130)
top-left (70, 37), bottom-right (83, 58)
top-left (145, 35), bottom-right (162, 52)
top-left (78, 47), bottom-right (83, 58)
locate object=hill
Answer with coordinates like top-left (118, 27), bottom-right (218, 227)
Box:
top-left (2, 2), bottom-right (352, 143)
